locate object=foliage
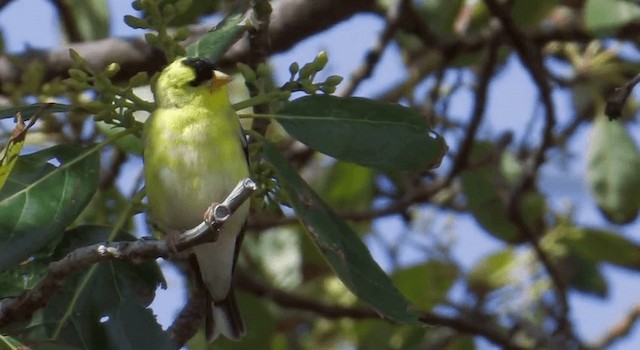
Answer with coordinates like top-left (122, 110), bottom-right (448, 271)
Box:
top-left (1, 0), bottom-right (640, 349)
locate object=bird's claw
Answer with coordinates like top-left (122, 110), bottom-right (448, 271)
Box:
top-left (165, 229), bottom-right (181, 253)
top-left (204, 203), bottom-right (221, 242)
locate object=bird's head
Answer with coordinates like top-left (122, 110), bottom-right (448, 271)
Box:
top-left (154, 57), bottom-right (233, 108)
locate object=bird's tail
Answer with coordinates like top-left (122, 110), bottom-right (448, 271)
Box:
top-left (206, 288), bottom-right (245, 341)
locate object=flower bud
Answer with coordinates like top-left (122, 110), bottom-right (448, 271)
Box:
top-left (106, 63), bottom-right (121, 77)
top-left (314, 51), bottom-right (328, 70)
top-left (289, 62), bottom-right (299, 76)
top-left (325, 75), bottom-right (343, 87)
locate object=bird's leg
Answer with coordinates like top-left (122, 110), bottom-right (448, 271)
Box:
top-left (204, 202), bottom-right (222, 242)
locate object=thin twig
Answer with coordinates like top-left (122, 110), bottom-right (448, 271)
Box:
top-left (0, 0), bottom-right (16, 11)
top-left (605, 72), bottom-right (640, 120)
top-left (236, 269), bottom-right (525, 349)
top-left (340, 0), bottom-right (410, 97)
top-left (588, 304), bottom-right (640, 350)
top-left (448, 33), bottom-right (500, 178)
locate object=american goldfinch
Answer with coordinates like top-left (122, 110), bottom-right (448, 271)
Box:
top-left (143, 57), bottom-right (249, 341)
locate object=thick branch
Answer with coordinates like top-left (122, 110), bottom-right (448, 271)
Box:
top-left (0, 0), bottom-right (377, 90)
top-left (49, 0), bottom-right (83, 42)
top-left (0, 178), bottom-right (254, 328)
top-left (166, 281), bottom-right (208, 349)
top-left (0, 239), bottom-right (170, 327)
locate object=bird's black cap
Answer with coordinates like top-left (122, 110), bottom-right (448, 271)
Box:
top-left (182, 57), bottom-right (217, 87)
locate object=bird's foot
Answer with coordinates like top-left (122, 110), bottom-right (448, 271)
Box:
top-left (165, 229), bottom-right (182, 253)
top-left (204, 202), bottom-right (221, 242)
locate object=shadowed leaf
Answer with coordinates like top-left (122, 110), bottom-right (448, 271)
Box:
top-left (264, 143), bottom-right (421, 325)
top-left (0, 145), bottom-right (99, 271)
top-left (587, 117), bottom-right (640, 224)
top-left (41, 226), bottom-right (168, 349)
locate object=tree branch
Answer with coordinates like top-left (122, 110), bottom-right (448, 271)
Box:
top-left (0, 0), bottom-right (620, 95)
top-left (246, 0), bottom-right (274, 140)
top-left (340, 0), bottom-right (410, 97)
top-left (49, 0), bottom-right (83, 42)
top-left (589, 304), bottom-right (640, 350)
top-left (166, 279), bottom-right (208, 349)
top-left (0, 178), bottom-right (255, 328)
top-left (0, 239), bottom-right (170, 327)
top-left (0, 0), bottom-right (378, 92)
top-left (236, 269), bottom-right (525, 349)
top-left (482, 0), bottom-right (570, 338)
top-left (448, 33), bottom-right (500, 178)
top-left (0, 0), bottom-right (16, 11)
top-left (605, 72), bottom-right (640, 120)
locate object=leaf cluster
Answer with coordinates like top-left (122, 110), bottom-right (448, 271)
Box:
top-left (0, 1), bottom-right (449, 349)
top-left (4, 0), bottom-right (640, 349)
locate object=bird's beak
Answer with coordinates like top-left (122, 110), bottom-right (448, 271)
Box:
top-left (210, 70), bottom-right (233, 92)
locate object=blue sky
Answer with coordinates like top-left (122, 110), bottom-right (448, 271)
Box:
top-left (2, 1), bottom-right (640, 349)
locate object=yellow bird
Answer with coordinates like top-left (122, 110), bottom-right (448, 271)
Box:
top-left (144, 57), bottom-right (249, 341)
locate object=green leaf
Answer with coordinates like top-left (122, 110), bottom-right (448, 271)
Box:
top-left (444, 337), bottom-right (476, 350)
top-left (546, 224), bottom-right (610, 297)
top-left (312, 161), bottom-right (376, 235)
top-left (65, 0), bottom-right (110, 41)
top-left (587, 117), bottom-right (640, 224)
top-left (392, 261), bottom-right (457, 310)
top-left (0, 335), bottom-right (26, 349)
top-left (0, 145), bottom-right (99, 271)
top-left (243, 226), bottom-right (302, 289)
top-left (579, 229), bottom-right (640, 269)
top-left (561, 253), bottom-right (608, 297)
top-left (585, 0), bottom-right (640, 37)
top-left (0, 103), bottom-right (74, 120)
top-left (500, 151), bottom-right (523, 185)
top-left (355, 321), bottom-right (400, 350)
top-left (0, 258), bottom-right (48, 299)
top-left (355, 321), bottom-right (433, 350)
top-left (263, 143), bottom-right (421, 325)
top-left (42, 226), bottom-right (168, 350)
top-left (313, 161), bottom-right (375, 211)
top-left (557, 225), bottom-right (640, 270)
top-left (511, 0), bottom-right (556, 29)
top-left (460, 143), bottom-right (521, 242)
top-left (101, 298), bottom-right (171, 349)
top-left (95, 121), bottom-right (144, 156)
top-left (164, 0), bottom-right (218, 26)
top-left (276, 95), bottom-right (448, 171)
top-left (467, 249), bottom-right (515, 296)
top-left (185, 10), bottom-right (248, 62)
top-left (418, 0), bottom-right (465, 37)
